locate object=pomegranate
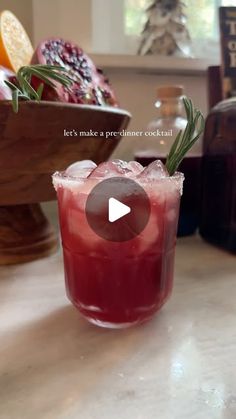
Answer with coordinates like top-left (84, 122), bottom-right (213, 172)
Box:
top-left (0, 66), bottom-right (15, 100)
top-left (31, 38), bottom-right (118, 107)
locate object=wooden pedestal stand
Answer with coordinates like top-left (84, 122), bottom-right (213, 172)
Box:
top-left (0, 204), bottom-right (57, 265)
top-left (0, 101), bottom-right (130, 265)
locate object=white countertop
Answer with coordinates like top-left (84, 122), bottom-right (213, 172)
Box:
top-left (0, 236), bottom-right (236, 419)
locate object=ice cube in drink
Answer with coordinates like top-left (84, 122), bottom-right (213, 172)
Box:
top-left (53, 160), bottom-right (184, 328)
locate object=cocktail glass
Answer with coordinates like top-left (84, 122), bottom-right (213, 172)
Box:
top-left (53, 162), bottom-right (184, 328)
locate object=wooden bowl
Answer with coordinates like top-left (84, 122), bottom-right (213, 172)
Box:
top-left (0, 101), bottom-right (131, 264)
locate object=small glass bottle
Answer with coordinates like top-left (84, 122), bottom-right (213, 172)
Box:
top-left (135, 85), bottom-right (202, 236)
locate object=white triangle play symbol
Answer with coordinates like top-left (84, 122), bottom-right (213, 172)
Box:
top-left (108, 197), bottom-right (131, 223)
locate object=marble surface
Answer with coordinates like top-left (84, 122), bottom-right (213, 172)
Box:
top-left (0, 236), bottom-right (236, 419)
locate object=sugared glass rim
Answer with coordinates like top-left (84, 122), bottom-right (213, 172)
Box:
top-left (52, 171), bottom-right (185, 196)
top-left (52, 170), bottom-right (184, 182)
top-left (52, 171), bottom-right (184, 195)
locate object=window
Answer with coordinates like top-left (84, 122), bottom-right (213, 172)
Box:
top-left (125, 0), bottom-right (236, 57)
top-left (92, 0), bottom-right (236, 58)
top-left (125, 0), bottom-right (147, 36)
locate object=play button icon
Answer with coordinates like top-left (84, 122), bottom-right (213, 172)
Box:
top-left (85, 177), bottom-right (151, 242)
top-left (108, 198), bottom-right (131, 223)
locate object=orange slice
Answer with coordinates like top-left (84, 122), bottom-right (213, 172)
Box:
top-left (0, 10), bottom-right (33, 72)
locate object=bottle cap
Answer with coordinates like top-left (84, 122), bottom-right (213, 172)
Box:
top-left (157, 85), bottom-right (184, 99)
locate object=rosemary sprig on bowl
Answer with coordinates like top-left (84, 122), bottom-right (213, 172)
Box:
top-left (165, 97), bottom-right (205, 176)
top-left (5, 64), bottom-right (72, 113)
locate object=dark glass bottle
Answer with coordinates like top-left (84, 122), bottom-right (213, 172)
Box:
top-left (200, 98), bottom-right (236, 252)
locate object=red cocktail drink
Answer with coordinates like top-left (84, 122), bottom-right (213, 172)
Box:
top-left (53, 160), bottom-right (183, 328)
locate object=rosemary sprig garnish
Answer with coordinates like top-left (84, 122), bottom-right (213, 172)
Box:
top-left (5, 64), bottom-right (72, 113)
top-left (165, 97), bottom-right (205, 176)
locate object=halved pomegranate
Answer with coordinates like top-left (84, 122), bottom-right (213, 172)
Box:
top-left (0, 66), bottom-right (15, 100)
top-left (31, 38), bottom-right (118, 107)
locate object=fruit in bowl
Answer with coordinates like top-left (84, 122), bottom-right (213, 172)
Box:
top-left (31, 38), bottom-right (118, 107)
top-left (0, 10), bottom-right (118, 109)
top-left (0, 10), bottom-right (33, 72)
